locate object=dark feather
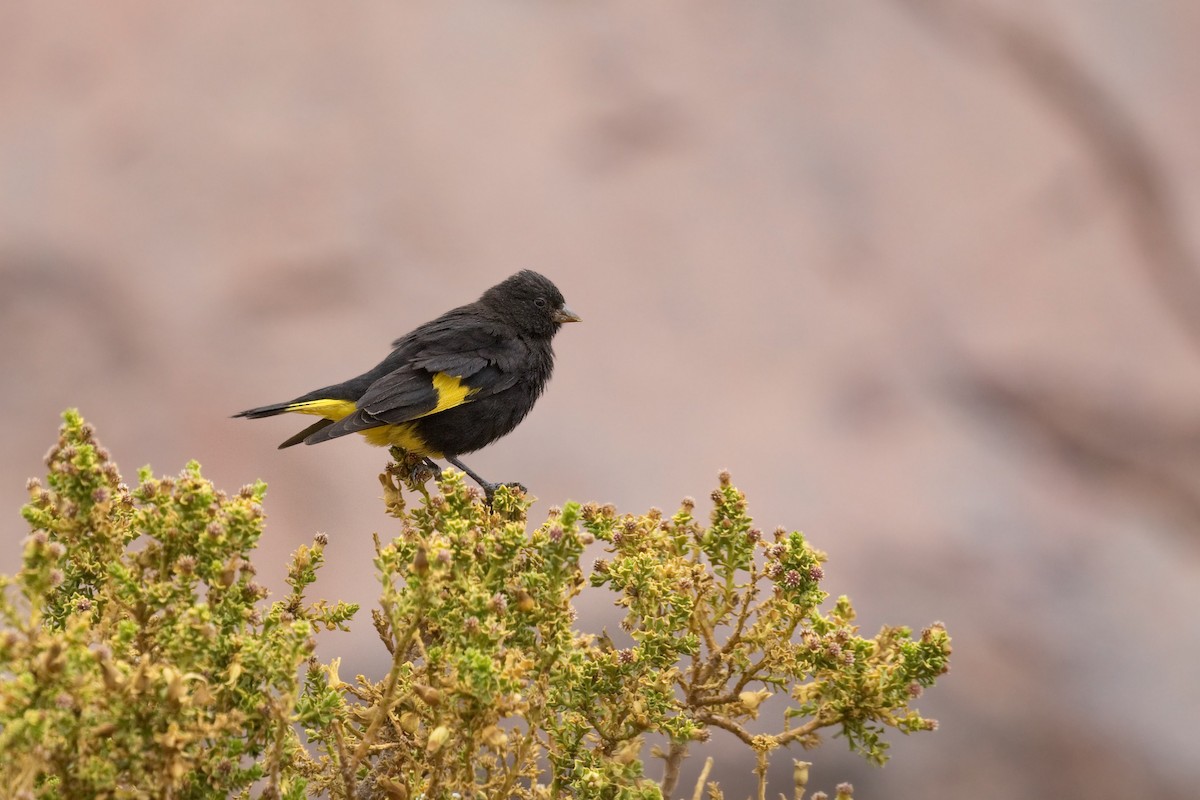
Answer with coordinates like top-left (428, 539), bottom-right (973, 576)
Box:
top-left (277, 417), bottom-right (335, 449)
top-left (233, 401), bottom-right (294, 419)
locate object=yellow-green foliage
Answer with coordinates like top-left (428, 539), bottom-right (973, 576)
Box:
top-left (1, 413), bottom-right (951, 800)
top-left (2, 410), bottom-right (355, 799)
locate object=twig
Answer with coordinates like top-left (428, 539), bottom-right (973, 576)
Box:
top-left (692, 756), bottom-right (714, 800)
top-left (661, 741), bottom-right (690, 797)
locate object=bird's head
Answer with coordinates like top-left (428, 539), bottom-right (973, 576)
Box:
top-left (483, 270), bottom-right (581, 337)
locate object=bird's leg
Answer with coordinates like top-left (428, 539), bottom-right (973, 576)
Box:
top-left (420, 457), bottom-right (442, 477)
top-left (444, 455), bottom-right (527, 501)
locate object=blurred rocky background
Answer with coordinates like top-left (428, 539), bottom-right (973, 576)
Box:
top-left (2, 1), bottom-right (1198, 797)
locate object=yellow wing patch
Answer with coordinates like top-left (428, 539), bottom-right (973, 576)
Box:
top-left (286, 398), bottom-right (357, 419)
top-left (424, 371), bottom-right (478, 417)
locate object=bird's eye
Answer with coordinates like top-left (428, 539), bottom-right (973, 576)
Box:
top-left (534, 297), bottom-right (547, 309)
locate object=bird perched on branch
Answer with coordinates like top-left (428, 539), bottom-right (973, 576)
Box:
top-left (235, 270), bottom-right (580, 497)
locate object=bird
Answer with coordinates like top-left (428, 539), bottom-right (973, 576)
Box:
top-left (234, 270), bottom-right (580, 497)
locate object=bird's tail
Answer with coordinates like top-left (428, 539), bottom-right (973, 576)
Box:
top-left (277, 418), bottom-right (336, 448)
top-left (232, 401), bottom-right (295, 419)
top-left (234, 397), bottom-right (351, 448)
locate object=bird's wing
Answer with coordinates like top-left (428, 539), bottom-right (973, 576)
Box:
top-left (304, 318), bottom-right (527, 443)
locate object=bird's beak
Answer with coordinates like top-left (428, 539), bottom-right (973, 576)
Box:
top-left (553, 306), bottom-right (582, 324)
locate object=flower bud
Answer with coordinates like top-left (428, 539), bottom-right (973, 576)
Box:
top-left (413, 684), bottom-right (442, 707)
top-left (739, 688), bottom-right (772, 716)
top-left (426, 725), bottom-right (450, 753)
top-left (516, 589), bottom-right (535, 613)
top-left (793, 761), bottom-right (811, 790)
top-left (399, 711), bottom-right (420, 734)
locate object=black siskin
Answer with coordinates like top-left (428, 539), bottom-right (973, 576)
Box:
top-left (234, 270), bottom-right (580, 496)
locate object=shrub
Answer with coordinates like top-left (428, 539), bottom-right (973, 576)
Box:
top-left (0, 412), bottom-right (950, 799)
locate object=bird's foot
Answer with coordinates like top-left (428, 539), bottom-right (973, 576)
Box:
top-left (481, 481), bottom-right (528, 505)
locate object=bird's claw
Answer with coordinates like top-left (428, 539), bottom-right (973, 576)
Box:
top-left (482, 481), bottom-right (528, 504)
